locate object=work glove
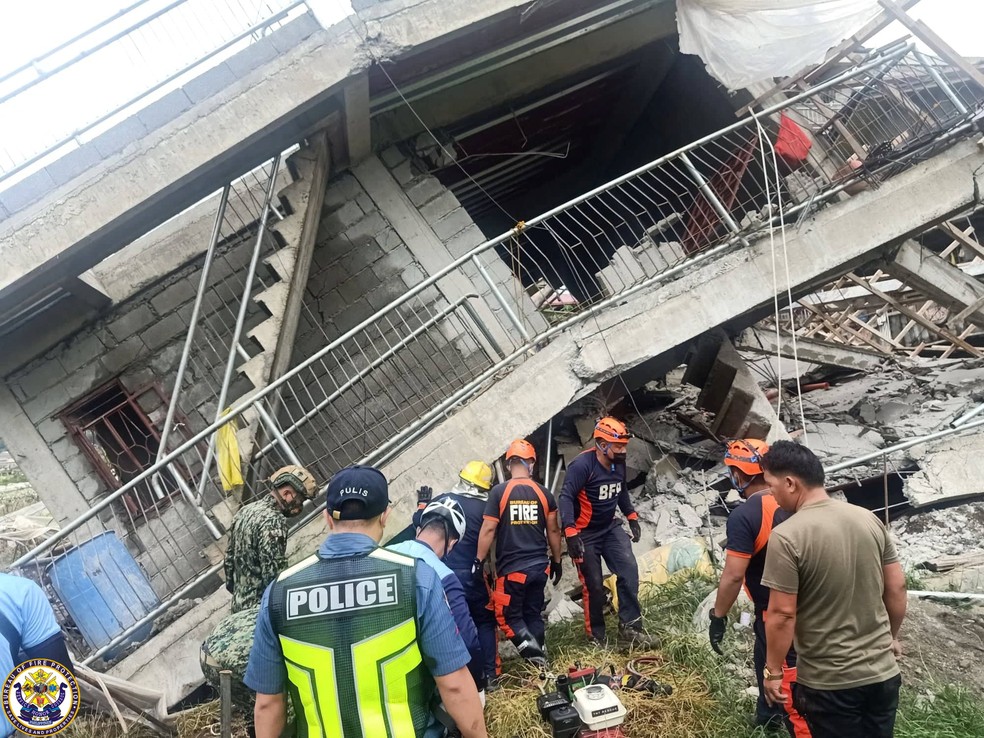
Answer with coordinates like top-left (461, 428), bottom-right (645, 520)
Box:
top-left (566, 534), bottom-right (584, 563)
top-left (417, 485), bottom-right (433, 506)
top-left (550, 560), bottom-right (563, 586)
top-left (709, 613), bottom-right (727, 655)
top-left (628, 518), bottom-right (642, 543)
top-left (471, 557), bottom-right (484, 579)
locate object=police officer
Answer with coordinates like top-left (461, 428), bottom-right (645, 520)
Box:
top-left (224, 464), bottom-right (317, 613)
top-left (709, 439), bottom-right (809, 736)
top-left (389, 498), bottom-right (487, 696)
top-left (559, 417), bottom-right (654, 646)
top-left (0, 572), bottom-right (74, 738)
top-left (245, 465), bottom-right (487, 738)
top-left (475, 440), bottom-right (561, 668)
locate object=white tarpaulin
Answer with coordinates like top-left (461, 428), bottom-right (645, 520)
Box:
top-left (677, 0), bottom-right (882, 90)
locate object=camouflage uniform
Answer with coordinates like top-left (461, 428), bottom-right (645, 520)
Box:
top-left (224, 496), bottom-right (288, 614)
top-left (200, 606), bottom-right (259, 715)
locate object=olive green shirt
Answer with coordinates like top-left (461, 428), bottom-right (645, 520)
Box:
top-left (761, 498), bottom-right (900, 690)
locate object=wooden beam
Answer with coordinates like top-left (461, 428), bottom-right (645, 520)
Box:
top-left (941, 221), bottom-right (984, 261)
top-left (735, 0), bottom-right (921, 117)
top-left (798, 301), bottom-right (894, 354)
top-left (877, 0), bottom-right (984, 92)
top-left (845, 272), bottom-right (983, 355)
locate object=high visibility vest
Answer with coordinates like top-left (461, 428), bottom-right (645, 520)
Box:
top-left (268, 548), bottom-right (433, 737)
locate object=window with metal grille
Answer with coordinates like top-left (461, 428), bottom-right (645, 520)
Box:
top-left (60, 380), bottom-right (196, 522)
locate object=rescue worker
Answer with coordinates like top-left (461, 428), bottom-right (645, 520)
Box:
top-left (559, 417), bottom-right (654, 646)
top-left (708, 439), bottom-right (809, 736)
top-left (224, 464), bottom-right (317, 613)
top-left (475, 440), bottom-right (562, 669)
top-left (389, 498), bottom-right (487, 696)
top-left (245, 465), bottom-right (487, 738)
top-left (199, 606), bottom-right (260, 721)
top-left (392, 461), bottom-right (499, 685)
top-left (0, 572), bottom-right (74, 738)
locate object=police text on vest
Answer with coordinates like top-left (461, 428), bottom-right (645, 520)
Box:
top-left (286, 575), bottom-right (399, 620)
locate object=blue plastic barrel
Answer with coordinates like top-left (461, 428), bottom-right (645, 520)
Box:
top-left (45, 531), bottom-right (160, 657)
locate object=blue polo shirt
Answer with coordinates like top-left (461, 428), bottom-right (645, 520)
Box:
top-left (245, 533), bottom-right (470, 736)
top-left (0, 573), bottom-right (62, 738)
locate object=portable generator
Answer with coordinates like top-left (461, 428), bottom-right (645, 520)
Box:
top-left (571, 684), bottom-right (627, 733)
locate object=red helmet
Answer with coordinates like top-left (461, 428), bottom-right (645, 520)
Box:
top-left (724, 439), bottom-right (769, 476)
top-left (506, 439), bottom-right (536, 462)
top-left (593, 417), bottom-right (629, 444)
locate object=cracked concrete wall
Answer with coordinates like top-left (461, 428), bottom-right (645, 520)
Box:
top-left (0, 232), bottom-right (270, 595)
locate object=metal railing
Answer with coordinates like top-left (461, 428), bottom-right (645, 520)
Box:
top-left (8, 42), bottom-right (984, 663)
top-left (0, 0), bottom-right (311, 187)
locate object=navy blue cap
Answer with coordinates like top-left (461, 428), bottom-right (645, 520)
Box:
top-left (325, 465), bottom-right (390, 520)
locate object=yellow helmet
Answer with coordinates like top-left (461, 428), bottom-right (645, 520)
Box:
top-left (459, 460), bottom-right (493, 491)
top-left (270, 465), bottom-right (318, 500)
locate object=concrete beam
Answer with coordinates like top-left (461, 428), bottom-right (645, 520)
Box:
top-left (0, 383), bottom-right (88, 524)
top-left (884, 239), bottom-right (984, 326)
top-left (310, 135), bottom-right (983, 531)
top-left (737, 326), bottom-right (887, 372)
top-left (0, 0), bottom-right (536, 320)
top-left (342, 74), bottom-right (372, 167)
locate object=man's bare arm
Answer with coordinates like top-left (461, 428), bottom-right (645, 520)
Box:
top-left (763, 589), bottom-right (797, 706)
top-left (435, 665), bottom-right (488, 738)
top-left (882, 561), bottom-right (907, 639)
top-left (253, 692), bottom-right (287, 738)
top-left (546, 513), bottom-right (562, 563)
top-left (713, 554), bottom-right (751, 618)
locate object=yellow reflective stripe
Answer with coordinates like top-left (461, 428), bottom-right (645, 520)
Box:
top-left (381, 640), bottom-right (423, 736)
top-left (351, 617), bottom-right (419, 737)
top-left (279, 636), bottom-right (342, 738)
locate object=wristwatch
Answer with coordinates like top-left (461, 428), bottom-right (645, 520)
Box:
top-left (763, 666), bottom-right (783, 681)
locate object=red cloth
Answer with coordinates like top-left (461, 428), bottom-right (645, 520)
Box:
top-left (775, 112), bottom-right (812, 170)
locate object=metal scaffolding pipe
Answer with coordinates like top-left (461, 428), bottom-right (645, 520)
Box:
top-left (544, 418), bottom-right (554, 490)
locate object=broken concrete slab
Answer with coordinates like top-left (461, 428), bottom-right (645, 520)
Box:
top-left (807, 421), bottom-right (885, 465)
top-left (738, 326), bottom-right (887, 372)
top-left (904, 432), bottom-right (984, 508)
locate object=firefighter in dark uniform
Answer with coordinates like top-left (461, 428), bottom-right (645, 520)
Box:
top-left (708, 439), bottom-right (810, 737)
top-left (559, 417), bottom-right (655, 646)
top-left (474, 440), bottom-right (562, 669)
top-left (244, 465), bottom-right (487, 738)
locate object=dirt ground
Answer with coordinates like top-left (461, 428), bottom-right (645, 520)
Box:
top-left (898, 597), bottom-right (984, 693)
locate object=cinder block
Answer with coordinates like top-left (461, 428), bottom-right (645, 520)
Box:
top-left (141, 312), bottom-right (186, 350)
top-left (337, 269), bottom-right (382, 304)
top-left (269, 13), bottom-right (321, 53)
top-left (62, 453), bottom-right (95, 484)
top-left (406, 176), bottom-right (446, 208)
top-left (332, 298), bottom-right (374, 334)
top-left (432, 208), bottom-right (474, 242)
top-left (225, 36), bottom-right (279, 79)
top-left (323, 173), bottom-right (363, 210)
top-left (389, 160), bottom-right (415, 186)
top-left (61, 333), bottom-right (106, 374)
top-left (446, 225), bottom-right (485, 258)
top-left (101, 335), bottom-right (146, 375)
top-left (318, 200), bottom-right (364, 241)
top-left (15, 358), bottom-right (69, 400)
top-left (36, 417), bottom-right (67, 444)
top-left (137, 88), bottom-right (193, 131)
top-left (401, 264), bottom-right (425, 289)
top-left (419, 191), bottom-right (460, 224)
top-left (183, 62), bottom-right (237, 104)
top-left (365, 278), bottom-right (405, 311)
top-left (307, 263), bottom-right (350, 297)
top-left (0, 167), bottom-right (56, 215)
top-left (76, 475), bottom-right (103, 502)
top-left (375, 228), bottom-right (404, 254)
top-left (378, 146), bottom-right (407, 170)
top-left (341, 241), bottom-right (385, 275)
top-left (90, 115), bottom-right (149, 159)
top-left (371, 247), bottom-right (413, 280)
top-left (50, 437), bottom-right (80, 464)
top-left (107, 303), bottom-right (156, 342)
top-left (21, 385), bottom-right (71, 422)
top-left (343, 211), bottom-right (387, 244)
top-left (45, 145), bottom-right (103, 187)
top-left (151, 278), bottom-right (199, 315)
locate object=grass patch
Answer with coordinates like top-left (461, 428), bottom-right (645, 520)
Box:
top-left (897, 684), bottom-right (984, 738)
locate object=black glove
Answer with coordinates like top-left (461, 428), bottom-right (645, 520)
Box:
top-left (471, 558), bottom-right (484, 579)
top-left (709, 613), bottom-right (727, 655)
top-left (417, 485), bottom-right (433, 506)
top-left (566, 534), bottom-right (584, 562)
top-left (550, 560), bottom-right (563, 586)
top-left (628, 518), bottom-right (642, 543)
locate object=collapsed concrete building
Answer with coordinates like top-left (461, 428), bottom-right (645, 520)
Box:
top-left (2, 0), bottom-right (984, 706)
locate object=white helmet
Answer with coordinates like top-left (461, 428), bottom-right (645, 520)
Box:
top-left (420, 498), bottom-right (467, 542)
